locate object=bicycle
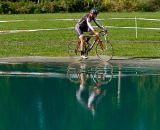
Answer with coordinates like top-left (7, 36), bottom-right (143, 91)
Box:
top-left (68, 29), bottom-right (113, 62)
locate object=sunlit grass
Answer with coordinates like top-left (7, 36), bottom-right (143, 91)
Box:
top-left (0, 12), bottom-right (160, 57)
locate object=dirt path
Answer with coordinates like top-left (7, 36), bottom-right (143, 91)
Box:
top-left (0, 56), bottom-right (160, 67)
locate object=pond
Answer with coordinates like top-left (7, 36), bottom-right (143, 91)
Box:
top-left (0, 61), bottom-right (160, 130)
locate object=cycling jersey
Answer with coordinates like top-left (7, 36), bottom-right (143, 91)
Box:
top-left (75, 13), bottom-right (103, 36)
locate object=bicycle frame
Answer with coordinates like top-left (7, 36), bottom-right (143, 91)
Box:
top-left (84, 35), bottom-right (96, 52)
top-left (84, 30), bottom-right (108, 53)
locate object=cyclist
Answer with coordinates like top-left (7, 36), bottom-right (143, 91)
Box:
top-left (75, 8), bottom-right (105, 59)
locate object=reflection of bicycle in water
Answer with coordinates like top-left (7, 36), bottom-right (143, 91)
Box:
top-left (67, 62), bottom-right (113, 85)
top-left (68, 29), bottom-right (113, 62)
top-left (67, 62), bottom-right (113, 116)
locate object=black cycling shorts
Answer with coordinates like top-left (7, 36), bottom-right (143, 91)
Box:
top-left (75, 24), bottom-right (91, 36)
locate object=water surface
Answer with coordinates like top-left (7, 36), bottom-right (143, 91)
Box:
top-left (0, 62), bottom-right (160, 130)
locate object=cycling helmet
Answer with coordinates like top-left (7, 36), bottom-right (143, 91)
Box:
top-left (90, 8), bottom-right (99, 15)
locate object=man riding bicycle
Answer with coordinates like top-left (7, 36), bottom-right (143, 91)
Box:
top-left (75, 8), bottom-right (105, 59)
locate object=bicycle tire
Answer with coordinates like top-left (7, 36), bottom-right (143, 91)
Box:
top-left (67, 62), bottom-right (81, 83)
top-left (68, 41), bottom-right (79, 57)
top-left (96, 40), bottom-right (113, 62)
top-left (95, 62), bottom-right (113, 85)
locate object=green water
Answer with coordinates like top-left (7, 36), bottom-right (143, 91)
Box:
top-left (0, 62), bottom-right (160, 130)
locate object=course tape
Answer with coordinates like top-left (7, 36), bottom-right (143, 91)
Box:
top-left (0, 17), bottom-right (160, 34)
top-left (107, 26), bottom-right (160, 30)
top-left (0, 27), bottom-right (75, 34)
top-left (0, 26), bottom-right (160, 34)
top-left (0, 17), bottom-right (160, 23)
top-left (0, 19), bottom-right (79, 23)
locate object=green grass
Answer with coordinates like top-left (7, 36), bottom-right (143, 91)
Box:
top-left (113, 43), bottom-right (160, 57)
top-left (0, 12), bottom-right (160, 58)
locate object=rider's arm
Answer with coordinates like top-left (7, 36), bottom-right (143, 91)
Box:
top-left (87, 17), bottom-right (97, 34)
top-left (87, 17), bottom-right (95, 33)
top-left (93, 18), bottom-right (104, 29)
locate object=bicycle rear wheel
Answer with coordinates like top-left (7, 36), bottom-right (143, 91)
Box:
top-left (67, 62), bottom-right (81, 83)
top-left (96, 40), bottom-right (113, 62)
top-left (68, 40), bottom-right (79, 57)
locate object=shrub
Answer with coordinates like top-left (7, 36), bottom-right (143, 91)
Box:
top-left (68, 1), bottom-right (92, 12)
top-left (103, 1), bottom-right (124, 12)
top-left (0, 0), bottom-right (159, 14)
top-left (0, 2), bottom-right (10, 14)
top-left (123, 1), bottom-right (137, 12)
top-left (137, 0), bottom-right (160, 12)
top-left (15, 2), bottom-right (31, 14)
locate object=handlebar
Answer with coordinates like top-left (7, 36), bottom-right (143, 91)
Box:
top-left (84, 29), bottom-right (108, 38)
top-left (99, 29), bottom-right (108, 36)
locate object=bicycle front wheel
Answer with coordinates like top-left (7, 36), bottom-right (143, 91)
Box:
top-left (95, 62), bottom-right (113, 85)
top-left (96, 40), bottom-right (113, 62)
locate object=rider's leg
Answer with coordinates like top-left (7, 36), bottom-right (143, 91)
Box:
top-left (79, 35), bottom-right (84, 52)
top-left (89, 29), bottom-right (101, 42)
top-left (79, 35), bottom-right (88, 59)
top-left (75, 24), bottom-right (84, 54)
top-left (89, 30), bottom-right (103, 49)
top-left (75, 25), bottom-right (88, 59)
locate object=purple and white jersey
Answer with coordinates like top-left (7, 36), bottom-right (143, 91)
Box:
top-left (78, 13), bottom-right (103, 31)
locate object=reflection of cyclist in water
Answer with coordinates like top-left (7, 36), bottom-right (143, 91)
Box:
top-left (76, 63), bottom-right (106, 116)
top-left (67, 62), bottom-right (113, 116)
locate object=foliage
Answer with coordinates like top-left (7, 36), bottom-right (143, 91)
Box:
top-left (0, 0), bottom-right (160, 14)
top-left (137, 0), bottom-right (160, 11)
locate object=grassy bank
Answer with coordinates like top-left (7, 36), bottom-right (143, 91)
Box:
top-left (0, 12), bottom-right (160, 57)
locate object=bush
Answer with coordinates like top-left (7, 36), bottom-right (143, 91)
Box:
top-left (0, 1), bottom-right (159, 14)
top-left (0, 2), bottom-right (11, 14)
top-left (100, 1), bottom-right (124, 12)
top-left (123, 1), bottom-right (137, 12)
top-left (40, 2), bottom-right (59, 13)
top-left (68, 1), bottom-right (93, 12)
top-left (137, 0), bottom-right (160, 12)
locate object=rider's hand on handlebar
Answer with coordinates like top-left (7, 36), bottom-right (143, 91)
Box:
top-left (93, 30), bottom-right (100, 38)
top-left (101, 25), bottom-right (108, 34)
top-left (94, 32), bottom-right (102, 44)
top-left (104, 29), bottom-right (108, 34)
top-left (95, 32), bottom-right (99, 37)
top-left (94, 31), bottom-right (100, 41)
